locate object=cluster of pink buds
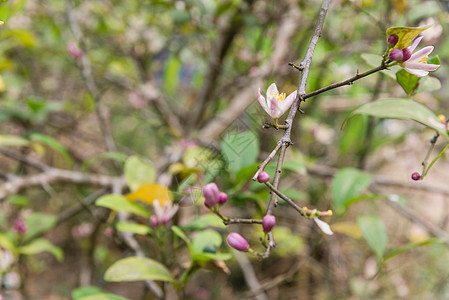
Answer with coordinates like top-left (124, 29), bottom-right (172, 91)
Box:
top-left (387, 34), bottom-right (439, 77)
top-left (202, 182), bottom-right (228, 209)
top-left (13, 219), bottom-right (27, 235)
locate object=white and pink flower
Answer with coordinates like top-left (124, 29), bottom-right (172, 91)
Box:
top-left (257, 83), bottom-right (297, 125)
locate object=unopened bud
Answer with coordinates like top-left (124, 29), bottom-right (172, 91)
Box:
top-left (389, 48), bottom-right (403, 61)
top-left (257, 171), bottom-right (270, 183)
top-left (13, 219), bottom-right (27, 234)
top-left (218, 192), bottom-right (228, 204)
top-left (402, 48), bottom-right (412, 62)
top-left (411, 172), bottom-right (421, 181)
top-left (150, 215), bottom-right (159, 227)
top-left (202, 183), bottom-right (220, 207)
top-left (387, 34), bottom-right (399, 47)
top-left (262, 214), bottom-right (276, 232)
top-left (226, 232), bottom-right (249, 252)
top-left (67, 42), bottom-right (83, 59)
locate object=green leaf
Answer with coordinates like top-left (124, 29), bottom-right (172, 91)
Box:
top-left (72, 286), bottom-right (103, 300)
top-left (192, 252), bottom-right (232, 262)
top-left (124, 155), bottom-right (156, 191)
top-left (78, 294), bottom-right (130, 300)
top-left (331, 168), bottom-right (372, 214)
top-left (81, 152), bottom-right (127, 171)
top-left (357, 216), bottom-right (388, 259)
top-left (0, 231), bottom-right (16, 252)
top-left (181, 214), bottom-right (226, 230)
top-left (192, 229), bottom-right (222, 255)
top-left (23, 212), bottom-right (57, 242)
top-left (171, 225), bottom-right (193, 254)
top-left (396, 69), bottom-right (420, 96)
top-left (384, 238), bottom-right (442, 262)
top-left (6, 195), bottom-right (29, 207)
top-left (386, 25), bottom-right (431, 49)
top-left (19, 238), bottom-right (63, 261)
top-left (343, 98), bottom-right (449, 141)
top-left (0, 135), bottom-right (29, 147)
top-left (29, 133), bottom-right (73, 168)
top-left (419, 75), bottom-right (441, 93)
top-left (96, 194), bottom-right (150, 218)
top-left (104, 257), bottom-right (175, 283)
top-left (427, 55), bottom-right (440, 66)
top-left (220, 130), bottom-right (259, 175)
top-left (116, 221), bottom-right (151, 235)
top-left (72, 286), bottom-right (131, 300)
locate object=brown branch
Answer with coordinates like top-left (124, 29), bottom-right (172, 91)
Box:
top-left (264, 182), bottom-right (305, 217)
top-left (253, 142), bottom-right (282, 181)
top-left (188, 0), bottom-right (254, 129)
top-left (66, 0), bottom-right (118, 155)
top-left (302, 64), bottom-right (387, 101)
top-left (266, 144), bottom-right (287, 214)
top-left (0, 147), bottom-right (49, 171)
top-left (0, 168), bottom-right (125, 200)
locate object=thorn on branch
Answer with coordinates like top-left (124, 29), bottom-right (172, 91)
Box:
top-left (288, 62), bottom-right (304, 71)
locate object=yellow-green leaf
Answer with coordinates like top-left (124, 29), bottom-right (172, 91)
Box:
top-left (386, 25), bottom-right (431, 49)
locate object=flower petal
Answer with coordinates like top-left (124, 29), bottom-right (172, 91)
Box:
top-left (409, 46), bottom-right (433, 63)
top-left (257, 88), bottom-right (270, 115)
top-left (408, 36), bottom-right (423, 53)
top-left (405, 62), bottom-right (440, 71)
top-left (403, 67), bottom-right (429, 77)
top-left (277, 90), bottom-right (297, 115)
top-left (266, 83), bottom-right (278, 109)
top-left (313, 218), bottom-right (334, 235)
top-left (270, 94), bottom-right (279, 119)
top-left (153, 199), bottom-right (164, 220)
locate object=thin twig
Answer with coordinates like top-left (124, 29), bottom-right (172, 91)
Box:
top-left (264, 182), bottom-right (305, 217)
top-left (302, 64), bottom-right (387, 101)
top-left (0, 147), bottom-right (49, 171)
top-left (253, 142), bottom-right (282, 181)
top-left (66, 0), bottom-right (118, 156)
top-left (266, 144), bottom-right (287, 214)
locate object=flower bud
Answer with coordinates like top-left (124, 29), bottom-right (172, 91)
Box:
top-left (218, 192), bottom-right (228, 204)
top-left (13, 219), bottom-right (27, 234)
top-left (411, 172), bottom-right (421, 181)
top-left (202, 183), bottom-right (220, 207)
top-left (150, 215), bottom-right (159, 227)
top-left (104, 228), bottom-right (113, 236)
top-left (226, 232), bottom-right (249, 252)
top-left (389, 48), bottom-right (403, 61)
top-left (402, 48), bottom-right (412, 62)
top-left (387, 34), bottom-right (399, 47)
top-left (262, 214), bottom-right (276, 232)
top-left (67, 42), bottom-right (83, 59)
top-left (257, 171), bottom-right (270, 183)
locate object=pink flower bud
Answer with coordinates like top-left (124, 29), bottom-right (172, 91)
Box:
top-left (389, 48), bottom-right (403, 61)
top-left (402, 48), bottom-right (412, 62)
top-left (218, 192), bottom-right (228, 204)
top-left (13, 218), bottom-right (27, 234)
top-left (104, 228), bottom-right (113, 236)
top-left (262, 214), bottom-right (276, 232)
top-left (226, 232), bottom-right (249, 252)
top-left (150, 215), bottom-right (159, 227)
top-left (387, 34), bottom-right (399, 47)
top-left (202, 183), bottom-right (220, 207)
top-left (411, 172), bottom-right (421, 181)
top-left (257, 171), bottom-right (270, 183)
top-left (67, 42), bottom-right (83, 59)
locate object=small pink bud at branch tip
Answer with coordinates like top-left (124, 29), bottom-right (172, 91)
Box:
top-left (389, 48), bottom-right (403, 61)
top-left (262, 214), bottom-right (276, 232)
top-left (218, 192), bottom-right (228, 204)
top-left (387, 34), bottom-right (399, 47)
top-left (67, 42), bottom-right (83, 59)
top-left (202, 182), bottom-right (220, 207)
top-left (227, 232), bottom-right (250, 252)
top-left (257, 171), bottom-right (270, 183)
top-left (411, 172), bottom-right (421, 181)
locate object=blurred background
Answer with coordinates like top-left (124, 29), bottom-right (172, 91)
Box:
top-left (1, 0), bottom-right (449, 299)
